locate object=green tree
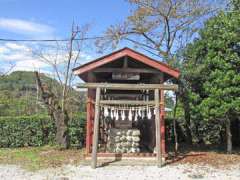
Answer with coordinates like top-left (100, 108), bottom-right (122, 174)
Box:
top-left (183, 8), bottom-right (240, 152)
top-left (231, 0), bottom-right (240, 10)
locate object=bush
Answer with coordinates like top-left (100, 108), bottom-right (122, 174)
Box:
top-left (69, 113), bottom-right (86, 147)
top-left (0, 114), bottom-right (86, 148)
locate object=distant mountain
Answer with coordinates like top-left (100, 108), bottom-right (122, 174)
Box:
top-left (0, 71), bottom-right (86, 116)
top-left (0, 71), bottom-right (59, 91)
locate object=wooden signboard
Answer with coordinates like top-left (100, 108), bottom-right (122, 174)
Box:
top-left (112, 72), bottom-right (140, 80)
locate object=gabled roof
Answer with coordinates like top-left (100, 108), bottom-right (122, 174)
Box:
top-left (73, 47), bottom-right (180, 79)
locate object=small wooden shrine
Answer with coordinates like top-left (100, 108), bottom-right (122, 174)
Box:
top-left (73, 47), bottom-right (179, 168)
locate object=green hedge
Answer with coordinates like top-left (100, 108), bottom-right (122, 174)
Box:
top-left (0, 114), bottom-right (86, 148)
top-left (69, 113), bottom-right (86, 147)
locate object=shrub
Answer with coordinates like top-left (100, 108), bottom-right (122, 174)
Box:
top-left (0, 114), bottom-right (86, 148)
top-left (69, 113), bottom-right (86, 147)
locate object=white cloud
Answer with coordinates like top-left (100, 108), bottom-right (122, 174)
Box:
top-left (0, 18), bottom-right (54, 37)
top-left (7, 58), bottom-right (50, 73)
top-left (14, 59), bottom-right (48, 70)
top-left (0, 42), bottom-right (50, 72)
top-left (5, 42), bottom-right (29, 50)
top-left (0, 42), bottom-right (32, 62)
top-left (0, 42), bottom-right (93, 74)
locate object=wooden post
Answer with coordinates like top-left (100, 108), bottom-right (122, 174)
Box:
top-left (91, 87), bottom-right (101, 169)
top-left (154, 89), bottom-right (162, 167)
top-left (160, 90), bottom-right (166, 155)
top-left (86, 73), bottom-right (96, 154)
top-left (159, 75), bottom-right (166, 156)
top-left (86, 89), bottom-right (94, 154)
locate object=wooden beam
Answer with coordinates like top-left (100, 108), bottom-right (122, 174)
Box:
top-left (100, 100), bottom-right (157, 105)
top-left (91, 87), bottom-right (101, 169)
top-left (76, 83), bottom-right (178, 91)
top-left (107, 93), bottom-right (143, 98)
top-left (93, 68), bottom-right (161, 74)
top-left (154, 89), bottom-right (162, 167)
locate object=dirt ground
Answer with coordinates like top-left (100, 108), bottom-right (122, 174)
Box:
top-left (0, 146), bottom-right (240, 179)
top-left (169, 151), bottom-right (240, 168)
top-left (0, 163), bottom-right (240, 180)
top-left (0, 146), bottom-right (240, 170)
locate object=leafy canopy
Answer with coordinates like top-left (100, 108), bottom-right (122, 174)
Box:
top-left (184, 9), bottom-right (240, 121)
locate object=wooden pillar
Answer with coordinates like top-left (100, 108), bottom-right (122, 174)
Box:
top-left (91, 87), bottom-right (101, 169)
top-left (86, 73), bottom-right (96, 154)
top-left (86, 89), bottom-right (94, 154)
top-left (160, 90), bottom-right (166, 155)
top-left (159, 73), bottom-right (166, 155)
top-left (155, 89), bottom-right (162, 167)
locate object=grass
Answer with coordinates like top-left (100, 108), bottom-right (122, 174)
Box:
top-left (0, 146), bottom-right (85, 171)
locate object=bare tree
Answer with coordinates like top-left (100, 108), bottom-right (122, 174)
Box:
top-left (34, 23), bottom-right (90, 148)
top-left (96, 0), bottom-right (218, 62)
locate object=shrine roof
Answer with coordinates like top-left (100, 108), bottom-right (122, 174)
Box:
top-left (73, 47), bottom-right (180, 81)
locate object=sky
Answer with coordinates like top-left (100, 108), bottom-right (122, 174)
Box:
top-left (0, 0), bottom-right (132, 75)
top-left (0, 0), bottom-right (227, 77)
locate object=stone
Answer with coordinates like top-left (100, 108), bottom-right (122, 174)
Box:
top-left (130, 147), bottom-right (137, 153)
top-left (132, 136), bottom-right (140, 142)
top-left (126, 130), bottom-right (132, 136)
top-left (116, 143), bottom-right (122, 148)
top-left (125, 142), bottom-right (131, 147)
top-left (120, 142), bottom-right (127, 147)
top-left (132, 142), bottom-right (139, 147)
top-left (106, 128), bottom-right (141, 153)
top-left (132, 130), bottom-right (140, 136)
top-left (126, 136), bottom-right (132, 141)
top-left (115, 136), bottom-right (120, 142)
top-left (120, 136), bottom-right (126, 141)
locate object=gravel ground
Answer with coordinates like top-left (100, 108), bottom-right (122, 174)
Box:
top-left (0, 164), bottom-right (240, 180)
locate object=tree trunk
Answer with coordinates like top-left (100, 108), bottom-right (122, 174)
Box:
top-left (178, 80), bottom-right (192, 145)
top-left (35, 72), bottom-right (70, 148)
top-left (173, 93), bottom-right (179, 154)
top-left (53, 110), bottom-right (69, 148)
top-left (182, 98), bottom-right (192, 145)
top-left (226, 118), bottom-right (232, 153)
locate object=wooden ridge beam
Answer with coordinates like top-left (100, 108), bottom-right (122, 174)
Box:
top-left (92, 67), bottom-right (162, 74)
top-left (76, 83), bottom-right (178, 91)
